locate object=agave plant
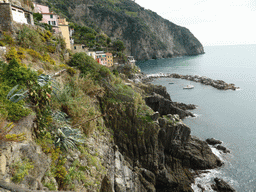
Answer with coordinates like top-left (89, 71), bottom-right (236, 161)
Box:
top-left (55, 126), bottom-right (85, 151)
top-left (52, 111), bottom-right (71, 127)
top-left (6, 85), bottom-right (29, 103)
top-left (7, 74), bottom-right (59, 103)
top-left (52, 111), bottom-right (85, 151)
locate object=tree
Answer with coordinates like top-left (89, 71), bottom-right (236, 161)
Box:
top-left (33, 13), bottom-right (42, 23)
top-left (112, 40), bottom-right (125, 52)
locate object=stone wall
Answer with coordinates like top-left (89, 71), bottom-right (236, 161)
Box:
top-left (0, 3), bottom-right (13, 31)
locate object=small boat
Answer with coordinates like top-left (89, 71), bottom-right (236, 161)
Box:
top-left (183, 85), bottom-right (194, 89)
top-left (169, 82), bottom-right (174, 84)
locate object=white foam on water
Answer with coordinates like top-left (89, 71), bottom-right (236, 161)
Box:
top-left (190, 113), bottom-right (201, 118)
top-left (191, 169), bottom-right (222, 192)
top-left (147, 72), bottom-right (168, 77)
top-left (210, 146), bottom-right (224, 161)
top-left (191, 144), bottom-right (237, 191)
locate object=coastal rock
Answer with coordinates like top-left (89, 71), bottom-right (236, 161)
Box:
top-left (173, 102), bottom-right (197, 110)
top-left (151, 112), bottom-right (160, 121)
top-left (206, 138), bottom-right (222, 145)
top-left (143, 73), bottom-right (239, 90)
top-left (216, 145), bottom-right (230, 153)
top-left (211, 177), bottom-right (236, 192)
top-left (138, 83), bottom-right (172, 101)
top-left (145, 93), bottom-right (194, 119)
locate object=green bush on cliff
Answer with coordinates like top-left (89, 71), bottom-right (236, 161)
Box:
top-left (1, 59), bottom-right (37, 86)
top-left (68, 52), bottom-right (114, 81)
top-left (17, 25), bottom-right (44, 51)
top-left (11, 158), bottom-right (34, 183)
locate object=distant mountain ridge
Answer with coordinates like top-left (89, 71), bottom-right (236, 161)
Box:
top-left (41, 0), bottom-right (204, 60)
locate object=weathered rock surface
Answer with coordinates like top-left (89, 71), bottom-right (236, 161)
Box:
top-left (206, 138), bottom-right (222, 145)
top-left (211, 177), bottom-right (236, 192)
top-left (216, 145), bottom-right (230, 153)
top-left (145, 93), bottom-right (195, 119)
top-left (65, 0), bottom-right (204, 60)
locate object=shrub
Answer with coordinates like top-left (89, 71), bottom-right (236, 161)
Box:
top-left (2, 59), bottom-right (37, 86)
top-left (3, 32), bottom-right (15, 45)
top-left (26, 49), bottom-right (43, 60)
top-left (5, 47), bottom-right (20, 62)
top-left (47, 45), bottom-right (56, 53)
top-left (66, 66), bottom-right (76, 76)
top-left (0, 115), bottom-right (26, 142)
top-left (33, 12), bottom-right (42, 23)
top-left (11, 159), bottom-right (34, 183)
top-left (17, 47), bottom-right (26, 60)
top-left (17, 25), bottom-right (44, 51)
top-left (43, 53), bottom-right (56, 65)
top-left (0, 41), bottom-right (5, 46)
top-left (69, 52), bottom-right (100, 75)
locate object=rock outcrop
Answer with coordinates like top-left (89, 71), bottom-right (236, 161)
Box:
top-left (145, 93), bottom-right (195, 119)
top-left (206, 138), bottom-right (222, 145)
top-left (211, 177), bottom-right (236, 192)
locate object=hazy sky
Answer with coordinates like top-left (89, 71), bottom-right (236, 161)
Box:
top-left (135, 0), bottom-right (256, 46)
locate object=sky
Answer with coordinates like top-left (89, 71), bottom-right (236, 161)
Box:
top-left (135, 0), bottom-right (256, 46)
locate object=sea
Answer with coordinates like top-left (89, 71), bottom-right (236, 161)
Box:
top-left (136, 44), bottom-right (256, 192)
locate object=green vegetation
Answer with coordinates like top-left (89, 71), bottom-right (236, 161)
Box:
top-left (11, 158), bottom-right (34, 183)
top-left (0, 22), bottom-right (158, 191)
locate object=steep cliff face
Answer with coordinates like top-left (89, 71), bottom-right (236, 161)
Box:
top-left (87, 6), bottom-right (204, 60)
top-left (44, 0), bottom-right (204, 60)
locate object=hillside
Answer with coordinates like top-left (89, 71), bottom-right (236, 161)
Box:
top-left (37, 0), bottom-right (204, 60)
top-left (0, 23), bottom-right (223, 191)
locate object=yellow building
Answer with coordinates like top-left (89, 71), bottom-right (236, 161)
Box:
top-left (57, 18), bottom-right (71, 49)
top-left (106, 52), bottom-right (113, 67)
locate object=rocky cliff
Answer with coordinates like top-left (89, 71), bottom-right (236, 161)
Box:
top-left (43, 0), bottom-right (204, 60)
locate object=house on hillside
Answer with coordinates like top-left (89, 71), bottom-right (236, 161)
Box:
top-left (0, 0), bottom-right (34, 31)
top-left (73, 44), bottom-right (88, 53)
top-left (87, 51), bottom-right (96, 60)
top-left (33, 3), bottom-right (59, 33)
top-left (33, 3), bottom-right (74, 50)
top-left (96, 51), bottom-right (107, 66)
top-left (57, 18), bottom-right (71, 49)
top-left (106, 52), bottom-right (113, 67)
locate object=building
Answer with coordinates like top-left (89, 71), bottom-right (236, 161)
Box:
top-left (33, 3), bottom-right (73, 49)
top-left (57, 18), bottom-right (71, 49)
top-left (33, 3), bottom-right (59, 33)
top-left (0, 0), bottom-right (34, 31)
top-left (106, 52), bottom-right (113, 67)
top-left (87, 51), bottom-right (96, 60)
top-left (127, 56), bottom-right (136, 63)
top-left (96, 52), bottom-right (107, 66)
top-left (73, 44), bottom-right (88, 53)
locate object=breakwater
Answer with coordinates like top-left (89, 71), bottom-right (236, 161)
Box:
top-left (144, 73), bottom-right (239, 90)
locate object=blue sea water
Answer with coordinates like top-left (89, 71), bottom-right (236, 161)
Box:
top-left (137, 44), bottom-right (256, 191)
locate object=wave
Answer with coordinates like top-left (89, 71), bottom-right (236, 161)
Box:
top-left (191, 144), bottom-right (237, 191)
top-left (191, 169), bottom-right (222, 192)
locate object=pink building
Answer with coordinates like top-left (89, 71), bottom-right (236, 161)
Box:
top-left (33, 3), bottom-right (59, 33)
top-left (96, 52), bottom-right (107, 66)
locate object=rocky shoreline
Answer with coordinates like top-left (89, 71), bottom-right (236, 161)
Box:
top-left (142, 73), bottom-right (239, 90)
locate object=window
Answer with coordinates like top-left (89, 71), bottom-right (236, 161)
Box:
top-left (74, 46), bottom-right (76, 50)
top-left (48, 21), bottom-right (51, 25)
top-left (52, 21), bottom-right (56, 26)
top-left (50, 14), bottom-right (53, 18)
